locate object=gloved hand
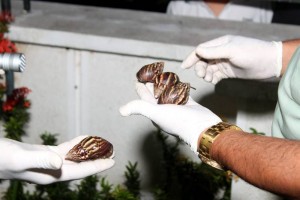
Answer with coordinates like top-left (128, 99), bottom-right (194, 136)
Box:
top-left (0, 136), bottom-right (115, 184)
top-left (181, 35), bottom-right (282, 84)
top-left (119, 82), bottom-right (221, 153)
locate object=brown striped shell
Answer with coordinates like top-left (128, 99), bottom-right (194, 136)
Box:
top-left (158, 82), bottom-right (190, 105)
top-left (65, 136), bottom-right (113, 162)
top-left (154, 72), bottom-right (179, 98)
top-left (136, 62), bottom-right (164, 83)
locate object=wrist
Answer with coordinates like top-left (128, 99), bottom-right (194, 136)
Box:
top-left (272, 41), bottom-right (282, 77)
top-left (197, 122), bottom-right (242, 170)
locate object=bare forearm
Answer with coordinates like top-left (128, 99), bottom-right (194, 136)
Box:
top-left (281, 39), bottom-right (300, 76)
top-left (210, 130), bottom-right (300, 198)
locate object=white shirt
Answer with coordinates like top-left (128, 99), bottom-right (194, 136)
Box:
top-left (166, 0), bottom-right (273, 23)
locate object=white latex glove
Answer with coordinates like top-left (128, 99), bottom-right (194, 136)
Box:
top-left (119, 82), bottom-right (221, 153)
top-left (181, 35), bottom-right (282, 84)
top-left (0, 136), bottom-right (115, 184)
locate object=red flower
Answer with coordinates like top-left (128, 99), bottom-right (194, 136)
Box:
top-left (0, 11), bottom-right (14, 23)
top-left (0, 37), bottom-right (17, 53)
top-left (2, 87), bottom-right (31, 112)
top-left (2, 102), bottom-right (13, 112)
top-left (23, 100), bottom-right (31, 108)
top-left (12, 87), bottom-right (31, 99)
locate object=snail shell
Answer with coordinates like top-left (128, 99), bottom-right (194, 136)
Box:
top-left (154, 72), bottom-right (179, 98)
top-left (136, 62), bottom-right (164, 83)
top-left (65, 136), bottom-right (113, 162)
top-left (158, 82), bottom-right (190, 105)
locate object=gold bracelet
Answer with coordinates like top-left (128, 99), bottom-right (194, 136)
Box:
top-left (197, 122), bottom-right (242, 170)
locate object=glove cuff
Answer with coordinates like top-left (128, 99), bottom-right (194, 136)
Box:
top-left (190, 118), bottom-right (222, 154)
top-left (272, 41), bottom-right (283, 77)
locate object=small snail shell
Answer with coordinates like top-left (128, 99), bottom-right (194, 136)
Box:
top-left (154, 72), bottom-right (179, 98)
top-left (136, 62), bottom-right (164, 83)
top-left (65, 136), bottom-right (113, 162)
top-left (158, 82), bottom-right (190, 105)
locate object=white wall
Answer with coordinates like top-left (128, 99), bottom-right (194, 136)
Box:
top-left (12, 42), bottom-right (215, 191)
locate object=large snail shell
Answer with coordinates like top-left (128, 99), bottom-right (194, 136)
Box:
top-left (65, 136), bottom-right (113, 162)
top-left (154, 72), bottom-right (179, 98)
top-left (158, 82), bottom-right (190, 105)
top-left (136, 62), bottom-right (164, 83)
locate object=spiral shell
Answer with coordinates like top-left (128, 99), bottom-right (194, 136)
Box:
top-left (154, 72), bottom-right (179, 98)
top-left (65, 136), bottom-right (113, 162)
top-left (136, 62), bottom-right (164, 83)
top-left (158, 82), bottom-right (190, 105)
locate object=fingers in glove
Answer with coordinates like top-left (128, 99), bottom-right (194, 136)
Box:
top-left (59, 158), bottom-right (115, 182)
top-left (194, 60), bottom-right (208, 78)
top-left (211, 71), bottom-right (228, 84)
top-left (17, 159), bottom-right (115, 185)
top-left (204, 64), bottom-right (218, 82)
top-left (135, 82), bottom-right (156, 103)
top-left (120, 99), bottom-right (155, 118)
top-left (182, 35), bottom-right (234, 69)
top-left (181, 50), bottom-right (200, 69)
top-left (195, 43), bottom-right (231, 60)
top-left (53, 135), bottom-right (89, 154)
top-left (204, 62), bottom-right (229, 83)
top-left (17, 150), bottom-right (63, 170)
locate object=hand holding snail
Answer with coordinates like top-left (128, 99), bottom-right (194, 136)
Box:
top-left (119, 82), bottom-right (221, 153)
top-left (0, 136), bottom-right (115, 184)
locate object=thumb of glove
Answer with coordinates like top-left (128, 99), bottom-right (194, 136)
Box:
top-left (119, 99), bottom-right (156, 119)
top-left (18, 150), bottom-right (63, 170)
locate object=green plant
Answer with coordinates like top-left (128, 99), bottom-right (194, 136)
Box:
top-left (154, 131), bottom-right (231, 200)
top-left (98, 177), bottom-right (114, 200)
top-left (1, 86), bottom-right (31, 141)
top-left (111, 185), bottom-right (137, 200)
top-left (76, 175), bottom-right (100, 200)
top-left (249, 127), bottom-right (265, 135)
top-left (27, 182), bottom-right (75, 200)
top-left (124, 161), bottom-right (140, 198)
top-left (3, 181), bottom-right (26, 200)
top-left (40, 131), bottom-right (59, 145)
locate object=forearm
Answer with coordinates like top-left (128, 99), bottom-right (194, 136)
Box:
top-left (281, 39), bottom-right (300, 76)
top-left (210, 130), bottom-right (300, 198)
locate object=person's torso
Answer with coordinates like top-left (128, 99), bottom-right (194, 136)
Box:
top-left (166, 0), bottom-right (273, 23)
top-left (272, 47), bottom-right (300, 139)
